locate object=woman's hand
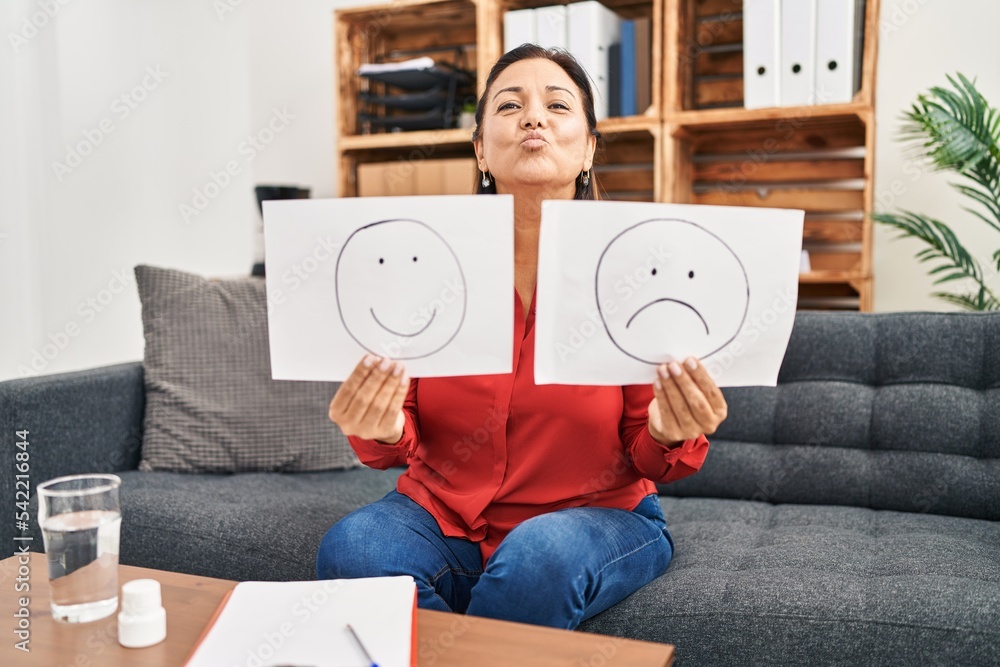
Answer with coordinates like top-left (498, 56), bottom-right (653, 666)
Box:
top-left (647, 357), bottom-right (728, 447)
top-left (328, 354), bottom-right (409, 444)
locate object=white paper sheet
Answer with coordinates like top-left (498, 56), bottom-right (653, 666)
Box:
top-left (264, 195), bottom-right (514, 381)
top-left (535, 201), bottom-right (804, 387)
top-left (185, 577), bottom-right (416, 667)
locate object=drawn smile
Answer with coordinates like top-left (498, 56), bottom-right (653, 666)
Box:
top-left (370, 307), bottom-right (437, 337)
top-left (626, 298), bottom-right (710, 335)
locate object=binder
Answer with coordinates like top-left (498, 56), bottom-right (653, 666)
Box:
top-left (743, 0), bottom-right (781, 109)
top-left (185, 578), bottom-right (418, 667)
top-left (566, 0), bottom-right (622, 121)
top-left (780, 0), bottom-right (818, 106)
top-left (503, 7), bottom-right (536, 54)
top-left (814, 0), bottom-right (862, 104)
top-left (535, 5), bottom-right (568, 50)
top-left (618, 20), bottom-right (636, 117)
top-left (633, 17), bottom-right (652, 113)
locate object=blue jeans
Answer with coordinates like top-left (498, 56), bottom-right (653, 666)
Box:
top-left (315, 490), bottom-right (674, 630)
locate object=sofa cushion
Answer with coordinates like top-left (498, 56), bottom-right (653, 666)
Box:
top-left (581, 496), bottom-right (1000, 666)
top-left (113, 467), bottom-right (402, 581)
top-left (663, 312), bottom-right (1000, 521)
top-left (135, 265), bottom-right (359, 473)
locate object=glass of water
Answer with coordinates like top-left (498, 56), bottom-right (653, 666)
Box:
top-left (37, 474), bottom-right (122, 623)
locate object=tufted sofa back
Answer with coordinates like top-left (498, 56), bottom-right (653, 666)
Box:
top-left (663, 312), bottom-right (1000, 520)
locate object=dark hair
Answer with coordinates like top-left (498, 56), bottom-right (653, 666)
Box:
top-left (471, 44), bottom-right (602, 200)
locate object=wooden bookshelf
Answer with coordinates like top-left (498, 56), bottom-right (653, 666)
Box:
top-left (334, 0), bottom-right (880, 310)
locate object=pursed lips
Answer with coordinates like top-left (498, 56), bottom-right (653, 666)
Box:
top-left (521, 131), bottom-right (547, 149)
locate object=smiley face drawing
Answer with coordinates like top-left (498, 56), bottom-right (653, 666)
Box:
top-left (595, 218), bottom-right (749, 364)
top-left (335, 219), bottom-right (466, 360)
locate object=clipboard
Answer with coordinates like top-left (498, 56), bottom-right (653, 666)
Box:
top-left (184, 578), bottom-right (418, 667)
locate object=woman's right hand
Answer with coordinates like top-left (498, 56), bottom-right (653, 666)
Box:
top-left (328, 354), bottom-right (409, 444)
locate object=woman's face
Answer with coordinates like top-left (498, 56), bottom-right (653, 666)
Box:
top-left (474, 58), bottom-right (596, 198)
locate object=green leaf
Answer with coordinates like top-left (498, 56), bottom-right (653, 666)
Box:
top-left (931, 291), bottom-right (983, 311)
top-left (933, 272), bottom-right (973, 284)
top-left (901, 73), bottom-right (1000, 177)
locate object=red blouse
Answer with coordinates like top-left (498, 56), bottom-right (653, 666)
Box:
top-left (348, 289), bottom-right (710, 565)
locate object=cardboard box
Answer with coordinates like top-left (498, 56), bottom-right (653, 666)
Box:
top-left (357, 158), bottom-right (477, 197)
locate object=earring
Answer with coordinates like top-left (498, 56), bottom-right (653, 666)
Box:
top-left (581, 170), bottom-right (590, 187)
top-left (481, 171), bottom-right (491, 188)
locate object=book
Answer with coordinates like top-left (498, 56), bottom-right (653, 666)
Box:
top-left (185, 577), bottom-right (418, 667)
top-left (633, 17), bottom-right (652, 113)
top-left (618, 19), bottom-right (636, 117)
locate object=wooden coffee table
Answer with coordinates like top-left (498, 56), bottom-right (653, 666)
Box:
top-left (1, 553), bottom-right (673, 666)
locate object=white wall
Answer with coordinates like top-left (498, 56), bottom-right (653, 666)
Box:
top-left (873, 0), bottom-right (1000, 311)
top-left (0, 0), bottom-right (259, 380)
top-left (2, 0), bottom-right (998, 380)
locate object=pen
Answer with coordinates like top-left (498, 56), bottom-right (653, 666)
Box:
top-left (346, 623), bottom-right (379, 667)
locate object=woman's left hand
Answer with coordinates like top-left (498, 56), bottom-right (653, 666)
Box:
top-left (648, 357), bottom-right (728, 447)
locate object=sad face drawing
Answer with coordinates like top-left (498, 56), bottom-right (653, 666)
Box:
top-left (595, 219), bottom-right (749, 364)
top-left (336, 219), bottom-right (467, 359)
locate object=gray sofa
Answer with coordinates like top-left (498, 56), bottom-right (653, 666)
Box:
top-left (2, 311), bottom-right (998, 666)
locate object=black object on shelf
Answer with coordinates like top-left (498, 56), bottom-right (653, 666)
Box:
top-left (252, 185), bottom-right (310, 277)
top-left (358, 109), bottom-right (457, 132)
top-left (357, 50), bottom-right (475, 134)
top-left (358, 60), bottom-right (473, 91)
top-left (360, 86), bottom-right (451, 112)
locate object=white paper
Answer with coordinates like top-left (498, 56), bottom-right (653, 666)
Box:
top-left (264, 196), bottom-right (514, 381)
top-left (357, 56), bottom-right (435, 75)
top-left (185, 577), bottom-right (416, 667)
top-left (535, 201), bottom-right (804, 387)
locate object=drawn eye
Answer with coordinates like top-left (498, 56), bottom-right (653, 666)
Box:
top-left (378, 258), bottom-right (384, 264)
top-left (651, 268), bottom-right (657, 276)
top-left (688, 270), bottom-right (695, 278)
top-left (413, 256), bottom-right (418, 262)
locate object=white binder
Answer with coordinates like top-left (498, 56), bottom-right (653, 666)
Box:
top-left (566, 0), bottom-right (622, 120)
top-left (535, 5), bottom-right (568, 50)
top-left (780, 0), bottom-right (818, 106)
top-left (742, 0), bottom-right (781, 109)
top-left (503, 8), bottom-right (537, 54)
top-left (814, 0), bottom-right (861, 104)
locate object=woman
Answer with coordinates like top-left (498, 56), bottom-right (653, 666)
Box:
top-left (316, 44), bottom-right (727, 630)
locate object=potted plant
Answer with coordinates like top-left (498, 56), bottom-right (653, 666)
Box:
top-left (458, 101), bottom-right (477, 130)
top-left (874, 73), bottom-right (1000, 310)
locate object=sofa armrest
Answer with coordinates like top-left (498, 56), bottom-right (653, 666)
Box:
top-left (0, 362), bottom-right (145, 556)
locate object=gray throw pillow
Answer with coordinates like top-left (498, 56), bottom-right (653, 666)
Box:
top-left (135, 265), bottom-right (359, 473)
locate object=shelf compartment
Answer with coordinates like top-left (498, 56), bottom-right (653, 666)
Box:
top-left (665, 112), bottom-right (871, 310)
top-left (339, 144), bottom-right (477, 198)
top-left (357, 157), bottom-right (478, 196)
top-left (336, 0), bottom-right (478, 138)
top-left (668, 0), bottom-right (879, 114)
top-left (594, 126), bottom-right (659, 201)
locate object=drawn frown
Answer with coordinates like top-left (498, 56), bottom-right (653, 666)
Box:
top-left (595, 219), bottom-right (749, 364)
top-left (336, 219), bottom-right (466, 359)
